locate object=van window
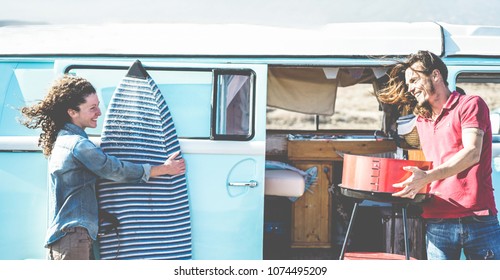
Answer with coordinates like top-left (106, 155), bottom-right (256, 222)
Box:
top-left (0, 63), bottom-right (54, 136)
top-left (456, 72), bottom-right (500, 135)
top-left (66, 67), bottom-right (213, 138)
top-left (266, 66), bottom-right (384, 131)
top-left (212, 70), bottom-right (255, 140)
top-left (68, 66), bottom-right (257, 140)
top-left (317, 83), bottom-right (383, 130)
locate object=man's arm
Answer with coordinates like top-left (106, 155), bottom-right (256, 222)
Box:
top-left (392, 127), bottom-right (484, 198)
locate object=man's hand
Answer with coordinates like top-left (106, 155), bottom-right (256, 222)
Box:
top-left (392, 166), bottom-right (429, 199)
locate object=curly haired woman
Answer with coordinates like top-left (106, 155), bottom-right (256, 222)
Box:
top-left (21, 75), bottom-right (186, 260)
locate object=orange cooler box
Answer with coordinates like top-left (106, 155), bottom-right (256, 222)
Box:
top-left (341, 153), bottom-right (433, 194)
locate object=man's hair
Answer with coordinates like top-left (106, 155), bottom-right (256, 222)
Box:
top-left (407, 50), bottom-right (449, 86)
top-left (377, 50), bottom-right (449, 120)
top-left (20, 75), bottom-right (96, 156)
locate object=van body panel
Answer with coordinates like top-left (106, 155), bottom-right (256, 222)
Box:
top-left (0, 22), bottom-right (443, 56)
top-left (441, 23), bottom-right (500, 56)
top-left (0, 152), bottom-right (47, 259)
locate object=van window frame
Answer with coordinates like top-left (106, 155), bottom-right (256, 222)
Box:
top-left (64, 65), bottom-right (256, 141)
top-left (211, 68), bottom-right (256, 141)
top-left (454, 70), bottom-right (500, 136)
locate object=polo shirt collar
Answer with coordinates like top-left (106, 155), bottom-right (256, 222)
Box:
top-left (442, 90), bottom-right (461, 112)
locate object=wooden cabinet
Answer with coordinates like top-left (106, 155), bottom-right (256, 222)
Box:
top-left (291, 161), bottom-right (332, 248)
top-left (288, 139), bottom-right (397, 161)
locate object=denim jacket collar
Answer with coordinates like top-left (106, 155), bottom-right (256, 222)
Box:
top-left (62, 123), bottom-right (88, 139)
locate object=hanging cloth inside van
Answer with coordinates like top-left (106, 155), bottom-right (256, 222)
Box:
top-left (268, 67), bottom-right (338, 115)
top-left (267, 67), bottom-right (376, 115)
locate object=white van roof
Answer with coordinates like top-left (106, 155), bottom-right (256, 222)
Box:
top-left (0, 22), bottom-right (499, 57)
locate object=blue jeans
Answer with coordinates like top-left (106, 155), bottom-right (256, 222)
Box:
top-left (425, 215), bottom-right (500, 260)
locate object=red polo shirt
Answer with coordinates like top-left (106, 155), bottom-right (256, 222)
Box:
top-left (417, 91), bottom-right (496, 218)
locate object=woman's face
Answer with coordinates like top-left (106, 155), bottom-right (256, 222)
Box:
top-left (68, 93), bottom-right (101, 129)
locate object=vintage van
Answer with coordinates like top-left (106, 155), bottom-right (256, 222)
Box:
top-left (0, 22), bottom-right (499, 260)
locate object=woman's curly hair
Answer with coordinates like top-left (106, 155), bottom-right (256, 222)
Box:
top-left (20, 75), bottom-right (96, 157)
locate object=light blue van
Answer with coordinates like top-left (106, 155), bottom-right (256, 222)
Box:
top-left (1, 22), bottom-right (499, 260)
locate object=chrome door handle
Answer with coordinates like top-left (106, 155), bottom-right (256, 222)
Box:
top-left (228, 180), bottom-right (258, 188)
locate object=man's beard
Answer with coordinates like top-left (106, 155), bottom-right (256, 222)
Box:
top-left (413, 83), bottom-right (435, 119)
top-left (414, 101), bottom-right (432, 119)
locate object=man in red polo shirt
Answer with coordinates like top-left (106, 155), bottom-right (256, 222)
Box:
top-left (391, 50), bottom-right (500, 260)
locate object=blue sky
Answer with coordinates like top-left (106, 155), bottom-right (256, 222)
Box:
top-left (2, 0), bottom-right (500, 27)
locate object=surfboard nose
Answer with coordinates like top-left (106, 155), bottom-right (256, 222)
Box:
top-left (126, 59), bottom-right (150, 79)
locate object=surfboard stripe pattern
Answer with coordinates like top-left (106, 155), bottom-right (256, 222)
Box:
top-left (96, 62), bottom-right (192, 260)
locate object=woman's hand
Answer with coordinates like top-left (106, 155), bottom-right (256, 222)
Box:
top-left (151, 151), bottom-right (186, 177)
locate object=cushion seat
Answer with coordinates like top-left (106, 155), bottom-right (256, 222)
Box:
top-left (264, 169), bottom-right (305, 197)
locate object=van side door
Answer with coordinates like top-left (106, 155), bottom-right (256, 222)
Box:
top-left (55, 60), bottom-right (267, 259)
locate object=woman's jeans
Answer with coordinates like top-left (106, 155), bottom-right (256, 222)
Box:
top-left (425, 215), bottom-right (500, 260)
top-left (48, 227), bottom-right (92, 260)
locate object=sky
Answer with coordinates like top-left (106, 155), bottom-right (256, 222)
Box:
top-left (2, 0), bottom-right (500, 27)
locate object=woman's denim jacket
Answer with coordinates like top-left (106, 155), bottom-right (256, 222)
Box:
top-left (45, 123), bottom-right (151, 246)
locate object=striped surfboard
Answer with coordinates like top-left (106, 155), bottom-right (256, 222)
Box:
top-left (96, 60), bottom-right (192, 260)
